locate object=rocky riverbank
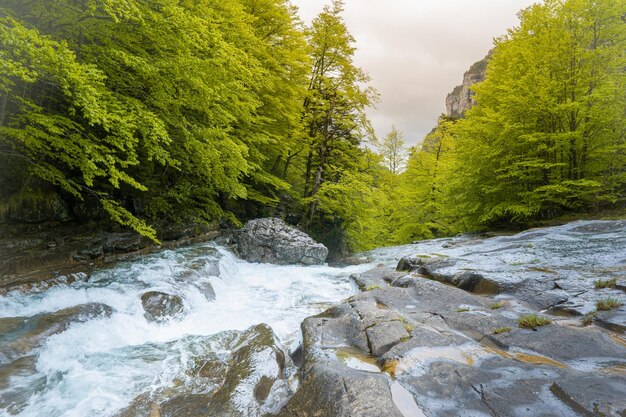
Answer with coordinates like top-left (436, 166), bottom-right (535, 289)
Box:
top-left (1, 219), bottom-right (625, 416)
top-left (0, 221), bottom-right (222, 291)
top-left (280, 220), bottom-right (626, 417)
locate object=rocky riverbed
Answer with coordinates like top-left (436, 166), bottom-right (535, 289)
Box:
top-left (0, 220), bottom-right (625, 416)
top-left (280, 220), bottom-right (626, 417)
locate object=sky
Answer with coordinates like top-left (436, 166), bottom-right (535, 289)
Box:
top-left (290, 0), bottom-right (537, 145)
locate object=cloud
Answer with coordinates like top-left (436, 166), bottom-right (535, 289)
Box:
top-left (290, 0), bottom-right (536, 144)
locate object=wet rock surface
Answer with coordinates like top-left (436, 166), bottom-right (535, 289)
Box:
top-left (0, 304), bottom-right (113, 414)
top-left (116, 324), bottom-right (290, 417)
top-left (141, 291), bottom-right (185, 323)
top-left (0, 303), bottom-right (113, 365)
top-left (235, 218), bottom-right (328, 266)
top-left (0, 221), bottom-right (222, 290)
top-left (281, 220), bottom-right (626, 417)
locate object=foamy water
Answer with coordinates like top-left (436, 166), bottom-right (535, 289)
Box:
top-left (0, 244), bottom-right (371, 417)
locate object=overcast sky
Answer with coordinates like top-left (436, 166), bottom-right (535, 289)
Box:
top-left (290, 0), bottom-right (537, 145)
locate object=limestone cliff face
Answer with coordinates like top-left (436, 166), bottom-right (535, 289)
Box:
top-left (445, 51), bottom-right (491, 118)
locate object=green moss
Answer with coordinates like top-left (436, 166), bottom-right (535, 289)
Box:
top-left (492, 327), bottom-right (512, 334)
top-left (596, 298), bottom-right (622, 311)
top-left (398, 317), bottom-right (414, 333)
top-left (518, 314), bottom-right (552, 329)
top-left (594, 278), bottom-right (617, 289)
top-left (456, 307), bottom-right (470, 313)
top-left (490, 302), bottom-right (504, 310)
top-left (364, 284), bottom-right (381, 291)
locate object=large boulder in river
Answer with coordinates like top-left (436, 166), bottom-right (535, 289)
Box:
top-left (235, 218), bottom-right (328, 265)
top-left (141, 291), bottom-right (184, 323)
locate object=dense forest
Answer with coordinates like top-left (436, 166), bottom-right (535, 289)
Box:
top-left (1, 0), bottom-right (624, 253)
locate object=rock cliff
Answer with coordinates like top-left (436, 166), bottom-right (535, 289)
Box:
top-left (445, 52), bottom-right (491, 118)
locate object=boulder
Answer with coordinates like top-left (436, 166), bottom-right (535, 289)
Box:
top-left (0, 303), bottom-right (113, 364)
top-left (115, 324), bottom-right (289, 417)
top-left (235, 218), bottom-right (328, 265)
top-left (141, 291), bottom-right (184, 323)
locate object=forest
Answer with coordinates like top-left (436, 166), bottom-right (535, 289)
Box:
top-left (1, 0), bottom-right (625, 253)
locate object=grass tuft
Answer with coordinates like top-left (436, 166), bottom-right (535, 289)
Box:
top-left (596, 297), bottom-right (622, 311)
top-left (594, 278), bottom-right (617, 289)
top-left (493, 327), bottom-right (512, 334)
top-left (518, 314), bottom-right (552, 329)
top-left (581, 313), bottom-right (596, 326)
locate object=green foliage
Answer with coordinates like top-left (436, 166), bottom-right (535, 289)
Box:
top-left (0, 0), bottom-right (310, 238)
top-left (1, 0), bottom-right (623, 254)
top-left (596, 297), bottom-right (622, 311)
top-left (392, 115), bottom-right (461, 242)
top-left (518, 314), bottom-right (552, 329)
top-left (449, 0), bottom-right (626, 227)
top-left (377, 126), bottom-right (407, 174)
top-left (594, 278), bottom-right (617, 289)
top-left (342, 0), bottom-right (626, 251)
top-left (492, 327), bottom-right (512, 334)
top-left (298, 0), bottom-right (377, 234)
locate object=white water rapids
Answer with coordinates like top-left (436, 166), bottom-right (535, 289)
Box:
top-left (0, 243), bottom-right (372, 417)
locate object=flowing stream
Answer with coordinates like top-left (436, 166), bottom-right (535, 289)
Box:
top-left (1, 220), bottom-right (624, 416)
top-left (0, 243), bottom-right (372, 417)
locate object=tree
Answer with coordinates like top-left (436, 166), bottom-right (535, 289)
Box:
top-left (450, 0), bottom-right (626, 226)
top-left (0, 16), bottom-right (170, 240)
top-left (378, 126), bottom-right (407, 174)
top-left (0, 0), bottom-right (311, 236)
top-left (299, 0), bottom-right (377, 229)
top-left (392, 116), bottom-right (459, 242)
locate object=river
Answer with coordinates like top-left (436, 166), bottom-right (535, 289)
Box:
top-left (0, 243), bottom-right (371, 417)
top-left (2, 220), bottom-right (625, 416)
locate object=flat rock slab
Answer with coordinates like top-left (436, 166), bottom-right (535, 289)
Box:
top-left (278, 260), bottom-right (626, 417)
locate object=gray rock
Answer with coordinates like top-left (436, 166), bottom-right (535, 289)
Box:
top-left (236, 218), bottom-right (328, 265)
top-left (140, 291), bottom-right (184, 323)
top-left (105, 233), bottom-right (150, 253)
top-left (281, 272), bottom-right (626, 417)
top-left (396, 256), bottom-right (425, 272)
top-left (350, 266), bottom-right (403, 291)
top-left (594, 308), bottom-right (626, 333)
top-left (366, 321), bottom-right (409, 357)
top-left (208, 324), bottom-right (287, 416)
top-left (0, 303), bottom-right (112, 365)
top-left (275, 364), bottom-right (403, 417)
top-left (116, 324), bottom-right (289, 417)
top-left (445, 52), bottom-right (491, 118)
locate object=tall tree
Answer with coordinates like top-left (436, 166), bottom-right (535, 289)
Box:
top-left (393, 116), bottom-right (458, 241)
top-left (378, 126), bottom-right (407, 174)
top-left (299, 0), bottom-right (376, 228)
